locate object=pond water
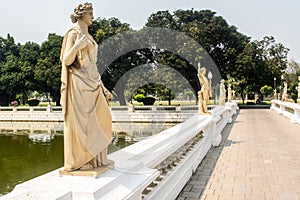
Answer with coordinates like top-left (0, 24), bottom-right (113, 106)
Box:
top-left (0, 122), bottom-right (177, 195)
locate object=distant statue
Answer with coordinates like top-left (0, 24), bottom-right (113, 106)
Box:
top-left (297, 76), bottom-right (300, 101)
top-left (273, 89), bottom-right (277, 100)
top-left (60, 2), bottom-right (113, 172)
top-left (282, 81), bottom-right (288, 101)
top-left (227, 84), bottom-right (233, 102)
top-left (219, 79), bottom-right (226, 105)
top-left (197, 63), bottom-right (212, 114)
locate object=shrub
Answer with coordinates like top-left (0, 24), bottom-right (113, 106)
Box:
top-left (134, 94), bottom-right (145, 102)
top-left (28, 99), bottom-right (40, 106)
top-left (142, 97), bottom-right (156, 105)
top-left (260, 85), bottom-right (273, 97)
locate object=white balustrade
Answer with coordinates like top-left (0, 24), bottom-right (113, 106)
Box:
top-left (271, 100), bottom-right (300, 125)
top-left (1, 103), bottom-right (238, 200)
top-left (0, 106), bottom-right (199, 123)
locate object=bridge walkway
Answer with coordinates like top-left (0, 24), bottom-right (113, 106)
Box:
top-left (177, 109), bottom-right (300, 200)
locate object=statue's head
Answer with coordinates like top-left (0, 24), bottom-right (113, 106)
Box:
top-left (70, 2), bottom-right (93, 23)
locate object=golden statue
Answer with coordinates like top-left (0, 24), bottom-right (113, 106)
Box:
top-left (197, 63), bottom-right (212, 114)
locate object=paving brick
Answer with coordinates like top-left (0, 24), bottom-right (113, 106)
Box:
top-left (183, 184), bottom-right (193, 192)
top-left (181, 191), bottom-right (201, 198)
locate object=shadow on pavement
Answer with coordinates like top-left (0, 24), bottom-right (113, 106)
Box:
top-left (177, 109), bottom-right (240, 199)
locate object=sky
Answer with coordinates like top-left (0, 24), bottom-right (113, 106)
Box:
top-left (1, 0), bottom-right (299, 62)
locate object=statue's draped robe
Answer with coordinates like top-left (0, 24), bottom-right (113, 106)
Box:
top-left (60, 27), bottom-right (112, 171)
top-left (198, 70), bottom-right (212, 102)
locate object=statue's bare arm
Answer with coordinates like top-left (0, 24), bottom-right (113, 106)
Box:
top-left (63, 31), bottom-right (88, 66)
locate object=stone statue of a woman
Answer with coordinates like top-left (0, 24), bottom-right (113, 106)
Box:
top-left (197, 64), bottom-right (212, 114)
top-left (219, 79), bottom-right (226, 105)
top-left (282, 81), bottom-right (288, 101)
top-left (297, 76), bottom-right (300, 104)
top-left (60, 2), bottom-right (113, 172)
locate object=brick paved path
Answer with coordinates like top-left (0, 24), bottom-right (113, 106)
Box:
top-left (177, 109), bottom-right (300, 200)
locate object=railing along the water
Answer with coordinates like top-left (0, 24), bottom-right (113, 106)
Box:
top-left (0, 106), bottom-right (63, 122)
top-left (270, 100), bottom-right (300, 125)
top-left (0, 105), bottom-right (203, 123)
top-left (0, 103), bottom-right (238, 200)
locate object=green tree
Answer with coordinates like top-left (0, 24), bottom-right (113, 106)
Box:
top-left (122, 64), bottom-right (192, 105)
top-left (285, 60), bottom-right (300, 103)
top-left (34, 34), bottom-right (63, 105)
top-left (89, 17), bottom-right (131, 44)
top-left (0, 34), bottom-right (20, 63)
top-left (260, 85), bottom-right (273, 99)
top-left (0, 35), bottom-right (22, 106)
top-left (0, 54), bottom-right (22, 105)
top-left (289, 82), bottom-right (298, 103)
top-left (234, 78), bottom-right (248, 104)
top-left (92, 10), bottom-right (249, 105)
top-left (234, 37), bottom-right (289, 101)
top-left (146, 9), bottom-right (249, 78)
top-left (89, 17), bottom-right (132, 105)
top-left (18, 42), bottom-right (41, 103)
top-left (145, 10), bottom-right (290, 105)
top-left (285, 60), bottom-right (300, 84)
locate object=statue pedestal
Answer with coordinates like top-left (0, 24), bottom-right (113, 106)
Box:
top-left (59, 164), bottom-right (113, 178)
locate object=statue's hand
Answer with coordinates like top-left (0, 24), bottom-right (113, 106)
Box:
top-left (74, 35), bottom-right (88, 50)
top-left (104, 90), bottom-right (113, 100)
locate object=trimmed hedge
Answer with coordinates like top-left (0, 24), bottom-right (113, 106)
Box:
top-left (28, 99), bottom-right (40, 106)
top-left (142, 97), bottom-right (156, 105)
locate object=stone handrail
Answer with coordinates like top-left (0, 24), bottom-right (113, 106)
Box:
top-left (0, 105), bottom-right (200, 112)
top-left (0, 106), bottom-right (63, 122)
top-left (0, 103), bottom-right (238, 200)
top-left (270, 100), bottom-right (300, 125)
top-left (0, 105), bottom-right (200, 123)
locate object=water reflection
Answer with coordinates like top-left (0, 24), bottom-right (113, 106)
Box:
top-left (0, 133), bottom-right (63, 195)
top-left (28, 133), bottom-right (54, 142)
top-left (0, 121), bottom-right (177, 195)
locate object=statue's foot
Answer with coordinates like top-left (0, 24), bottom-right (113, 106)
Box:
top-left (102, 159), bottom-right (114, 167)
top-left (199, 112), bottom-right (211, 115)
top-left (80, 163), bottom-right (94, 170)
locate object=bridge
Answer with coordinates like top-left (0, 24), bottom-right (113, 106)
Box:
top-left (177, 104), bottom-right (300, 200)
top-left (1, 101), bottom-right (300, 199)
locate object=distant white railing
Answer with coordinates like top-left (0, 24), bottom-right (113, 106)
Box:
top-left (0, 105), bottom-right (203, 123)
top-left (0, 106), bottom-right (63, 122)
top-left (1, 102), bottom-right (238, 200)
top-left (271, 100), bottom-right (300, 125)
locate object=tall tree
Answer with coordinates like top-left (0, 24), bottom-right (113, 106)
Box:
top-left (0, 34), bottom-right (20, 63)
top-left (34, 34), bottom-right (63, 105)
top-left (234, 36), bottom-right (289, 101)
top-left (89, 17), bottom-right (134, 105)
top-left (18, 42), bottom-right (41, 103)
top-left (0, 35), bottom-right (21, 106)
top-left (0, 54), bottom-right (22, 106)
top-left (89, 17), bottom-right (131, 44)
top-left (285, 60), bottom-right (300, 103)
top-left (146, 9), bottom-right (249, 78)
